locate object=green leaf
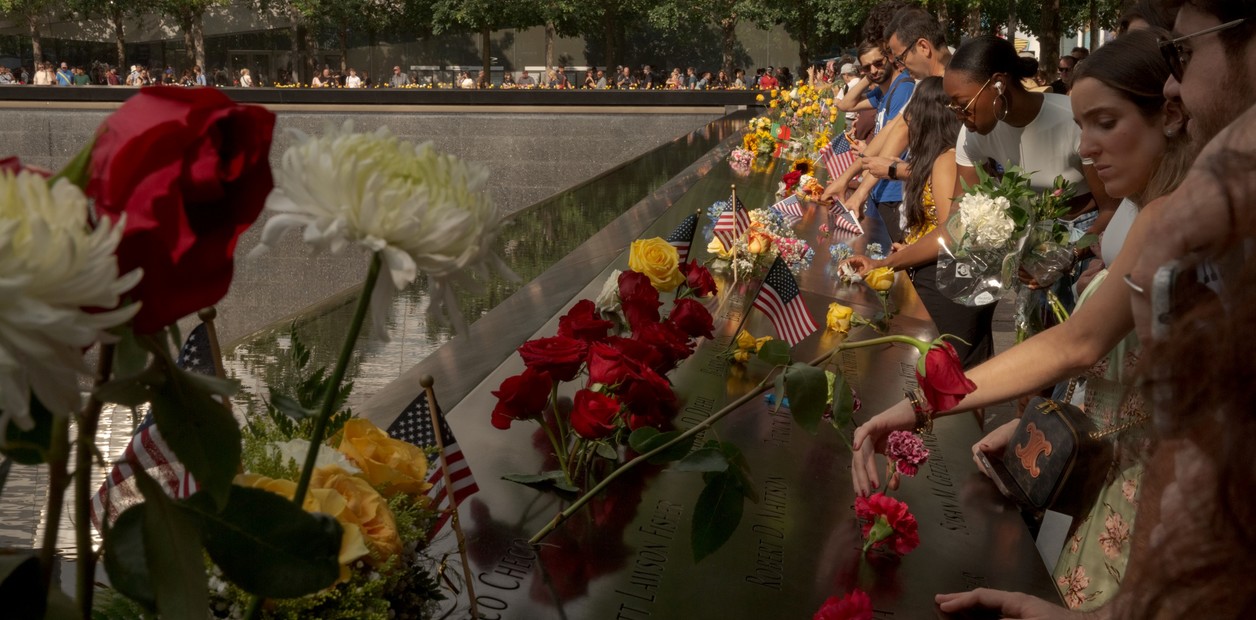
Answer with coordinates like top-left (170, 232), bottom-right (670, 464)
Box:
top-left (502, 470), bottom-right (579, 493)
top-left (102, 505), bottom-right (158, 612)
top-left (49, 136), bottom-right (95, 190)
top-left (0, 395), bottom-right (55, 465)
top-left (756, 339), bottom-right (792, 366)
top-left (150, 364), bottom-right (241, 509)
top-left (94, 372), bottom-right (157, 408)
top-left (675, 447), bottom-right (729, 473)
top-left (829, 371), bottom-right (856, 430)
top-left (784, 363), bottom-right (827, 434)
top-left (717, 442), bottom-right (758, 503)
top-left (691, 471), bottom-right (745, 562)
top-left (594, 442), bottom-right (618, 460)
top-left (269, 391), bottom-right (316, 422)
top-left (628, 428), bottom-right (692, 464)
top-left (185, 487), bottom-right (341, 598)
top-left (112, 327), bottom-right (151, 380)
top-left (0, 551), bottom-right (44, 619)
top-left (134, 469), bottom-right (207, 619)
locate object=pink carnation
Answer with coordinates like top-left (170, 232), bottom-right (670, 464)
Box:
top-left (886, 430), bottom-right (929, 477)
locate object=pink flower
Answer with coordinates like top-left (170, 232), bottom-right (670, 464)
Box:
top-left (813, 588), bottom-right (873, 620)
top-left (886, 430), bottom-right (929, 477)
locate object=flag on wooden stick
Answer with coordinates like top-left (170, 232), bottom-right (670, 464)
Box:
top-left (386, 390), bottom-right (479, 539)
top-left (751, 257), bottom-right (819, 346)
top-left (829, 201), bottom-right (865, 235)
top-left (819, 133), bottom-right (858, 181)
top-left (666, 212), bottom-right (700, 263)
top-left (712, 194), bottom-right (750, 249)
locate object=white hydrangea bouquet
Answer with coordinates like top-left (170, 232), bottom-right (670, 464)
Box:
top-left (935, 168), bottom-right (1036, 306)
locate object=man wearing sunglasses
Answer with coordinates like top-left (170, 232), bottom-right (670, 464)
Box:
top-left (833, 42), bottom-right (896, 114)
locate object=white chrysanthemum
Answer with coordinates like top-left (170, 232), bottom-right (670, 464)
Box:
top-left (270, 438), bottom-right (361, 474)
top-left (957, 194), bottom-right (1015, 250)
top-left (254, 121), bottom-right (514, 333)
top-left (0, 171), bottom-right (141, 432)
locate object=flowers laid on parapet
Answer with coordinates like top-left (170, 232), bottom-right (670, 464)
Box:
top-left (492, 239), bottom-right (717, 491)
top-left (0, 88), bottom-right (501, 618)
top-left (759, 82), bottom-right (840, 161)
top-left (813, 588), bottom-right (874, 620)
top-left (856, 493), bottom-right (920, 556)
top-left (704, 202), bottom-right (814, 277)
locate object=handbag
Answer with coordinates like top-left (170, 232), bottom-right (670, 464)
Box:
top-left (979, 382), bottom-right (1147, 517)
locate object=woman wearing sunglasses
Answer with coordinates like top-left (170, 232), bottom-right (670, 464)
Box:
top-left (944, 36), bottom-right (1120, 313)
top-left (851, 28), bottom-right (1192, 614)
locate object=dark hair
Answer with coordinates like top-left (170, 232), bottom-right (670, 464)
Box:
top-left (902, 77), bottom-right (961, 234)
top-left (857, 40), bottom-right (880, 60)
top-left (886, 7), bottom-right (946, 49)
top-left (1071, 46), bottom-right (1090, 56)
top-left (1118, 0), bottom-right (1174, 31)
top-left (1059, 55), bottom-right (1078, 69)
top-left (1074, 29), bottom-right (1189, 202)
top-left (1160, 0), bottom-right (1256, 54)
top-left (949, 35), bottom-right (1038, 83)
top-left (861, 0), bottom-right (914, 48)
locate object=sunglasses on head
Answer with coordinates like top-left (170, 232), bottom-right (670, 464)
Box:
top-left (1159, 18), bottom-right (1247, 81)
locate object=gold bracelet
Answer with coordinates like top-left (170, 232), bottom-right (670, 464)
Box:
top-left (905, 388), bottom-right (933, 434)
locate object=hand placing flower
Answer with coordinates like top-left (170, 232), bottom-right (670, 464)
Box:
top-left (916, 339), bottom-right (977, 412)
top-left (864, 266), bottom-right (895, 292)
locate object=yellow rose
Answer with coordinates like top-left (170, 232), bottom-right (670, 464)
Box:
top-left (826, 303), bottom-right (854, 333)
top-left (754, 335), bottom-right (774, 351)
top-left (707, 236), bottom-right (730, 258)
top-left (628, 237), bottom-right (685, 291)
top-left (769, 101), bottom-right (778, 108)
top-left (736, 329), bottom-right (757, 350)
top-left (865, 266), bottom-right (896, 292)
top-left (337, 418), bottom-right (432, 497)
top-left (755, 94), bottom-right (764, 102)
top-left (770, 89), bottom-right (778, 97)
top-left (747, 234), bottom-right (771, 255)
top-left (732, 349), bottom-right (751, 363)
top-left (312, 466), bottom-right (402, 561)
top-left (234, 473), bottom-right (370, 581)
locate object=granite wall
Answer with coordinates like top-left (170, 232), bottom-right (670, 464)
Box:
top-left (0, 108), bottom-right (722, 343)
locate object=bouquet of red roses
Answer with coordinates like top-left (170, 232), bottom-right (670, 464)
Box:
top-left (491, 237), bottom-right (718, 490)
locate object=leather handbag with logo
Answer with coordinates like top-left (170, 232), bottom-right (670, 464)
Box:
top-left (978, 387), bottom-right (1146, 517)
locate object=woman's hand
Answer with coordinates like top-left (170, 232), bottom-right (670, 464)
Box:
top-left (840, 255), bottom-right (881, 276)
top-left (972, 419), bottom-right (1018, 476)
top-left (1074, 259), bottom-right (1105, 295)
top-left (935, 589), bottom-right (1080, 620)
top-left (850, 401), bottom-right (916, 496)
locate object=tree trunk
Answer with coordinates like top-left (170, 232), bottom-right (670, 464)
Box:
top-left (720, 17), bottom-right (737, 79)
top-left (1088, 0), bottom-right (1099, 50)
top-left (1008, 0), bottom-right (1018, 44)
top-left (935, 0), bottom-right (952, 46)
top-left (182, 16), bottom-right (195, 66)
top-left (481, 26), bottom-right (491, 78)
top-left (602, 9), bottom-right (616, 70)
top-left (966, 3), bottom-right (982, 38)
top-left (288, 7), bottom-right (303, 85)
top-left (1042, 0), bottom-right (1061, 80)
top-left (544, 20), bottom-right (555, 71)
top-left (27, 15), bottom-right (42, 65)
top-left (339, 23), bottom-right (348, 73)
top-left (192, 11), bottom-right (205, 70)
top-left (304, 25), bottom-right (317, 83)
top-left (112, 12), bottom-right (126, 69)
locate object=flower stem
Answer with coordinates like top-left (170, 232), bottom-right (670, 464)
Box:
top-left (293, 251), bottom-right (381, 507)
top-left (40, 415), bottom-right (71, 590)
top-left (528, 333), bottom-right (932, 545)
top-left (75, 343), bottom-right (115, 617)
top-left (245, 252), bottom-right (380, 617)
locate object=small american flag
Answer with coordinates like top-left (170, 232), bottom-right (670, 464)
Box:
top-left (771, 194), bottom-right (803, 218)
top-left (820, 134), bottom-right (859, 181)
top-left (386, 391), bottom-right (478, 539)
top-left (829, 201), bottom-right (865, 235)
top-left (713, 195), bottom-right (750, 248)
top-left (90, 323), bottom-right (212, 530)
top-left (752, 257), bottom-right (819, 346)
top-left (666, 213), bottom-right (699, 263)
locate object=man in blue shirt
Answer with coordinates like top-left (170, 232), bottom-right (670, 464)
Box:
top-left (863, 62), bottom-right (913, 243)
top-left (55, 62), bottom-right (73, 86)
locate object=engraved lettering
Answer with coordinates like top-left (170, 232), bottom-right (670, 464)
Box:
top-left (477, 571), bottom-right (520, 591)
top-left (616, 602), bottom-right (651, 619)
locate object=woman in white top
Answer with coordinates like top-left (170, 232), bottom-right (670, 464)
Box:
top-left (33, 63), bottom-right (52, 86)
top-left (345, 69), bottom-right (362, 88)
top-left (239, 68), bottom-right (252, 88)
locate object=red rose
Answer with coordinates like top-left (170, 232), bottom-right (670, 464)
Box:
top-left (668, 298), bottom-right (714, 340)
top-left (633, 321), bottom-right (694, 372)
top-left (617, 365), bottom-right (676, 429)
top-left (781, 170), bottom-right (802, 193)
top-left (813, 589), bottom-right (873, 620)
top-left (570, 389), bottom-right (621, 439)
top-left (490, 368), bottom-right (552, 429)
top-left (617, 270), bottom-right (660, 331)
top-left (557, 299), bottom-right (613, 342)
top-left (917, 341), bottom-right (977, 412)
top-left (679, 262), bottom-right (717, 297)
top-left (518, 336), bottom-right (588, 382)
top-left (604, 335), bottom-right (664, 374)
top-left (855, 493), bottom-right (920, 556)
top-left (587, 342), bottom-right (631, 387)
top-left (88, 87), bottom-right (274, 333)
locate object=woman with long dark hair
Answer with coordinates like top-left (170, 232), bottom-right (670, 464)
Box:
top-left (843, 77), bottom-right (996, 367)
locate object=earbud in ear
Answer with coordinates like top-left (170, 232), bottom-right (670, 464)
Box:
top-left (995, 82), bottom-right (1004, 93)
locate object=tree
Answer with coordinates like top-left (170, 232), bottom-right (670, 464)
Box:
top-left (0, 0), bottom-right (52, 65)
top-left (156, 0), bottom-right (223, 70)
top-left (431, 0), bottom-right (530, 78)
top-left (648, 0), bottom-right (773, 77)
top-left (70, 0), bottom-right (144, 68)
top-left (770, 0), bottom-right (860, 72)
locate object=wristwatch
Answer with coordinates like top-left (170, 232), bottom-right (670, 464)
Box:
top-left (888, 161), bottom-right (899, 180)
